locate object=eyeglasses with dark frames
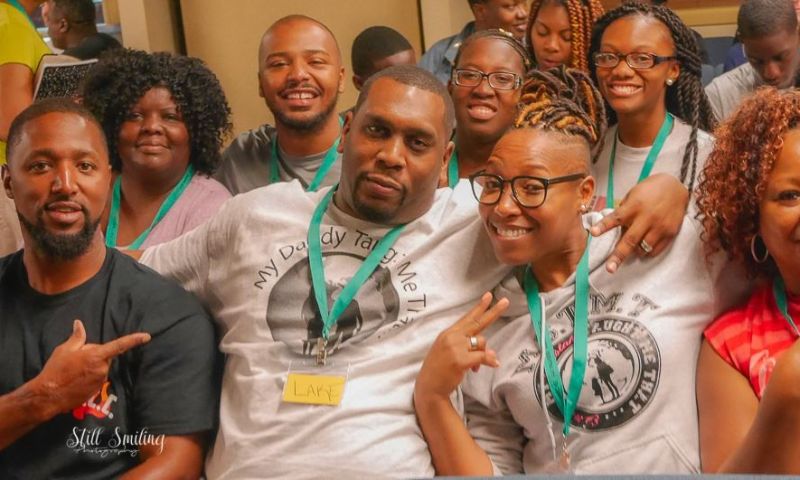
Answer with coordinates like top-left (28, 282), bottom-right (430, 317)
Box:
top-left (452, 68), bottom-right (522, 91)
top-left (593, 52), bottom-right (677, 70)
top-left (469, 172), bottom-right (587, 208)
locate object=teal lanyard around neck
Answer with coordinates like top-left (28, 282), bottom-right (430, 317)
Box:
top-left (773, 276), bottom-right (800, 336)
top-left (106, 166), bottom-right (194, 249)
top-left (447, 150), bottom-right (459, 189)
top-left (270, 117), bottom-right (343, 192)
top-left (308, 187), bottom-right (406, 340)
top-left (524, 234), bottom-right (592, 437)
top-left (606, 112), bottom-right (673, 209)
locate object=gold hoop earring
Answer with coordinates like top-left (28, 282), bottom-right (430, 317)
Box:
top-left (750, 234), bottom-right (769, 263)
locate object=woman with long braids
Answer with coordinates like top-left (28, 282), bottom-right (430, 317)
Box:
top-left (525, 0), bottom-right (604, 72)
top-left (588, 2), bottom-right (715, 212)
top-left (413, 68), bottom-right (735, 475)
top-left (696, 88), bottom-right (800, 474)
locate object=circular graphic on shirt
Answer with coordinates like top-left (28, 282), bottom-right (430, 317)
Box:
top-left (533, 316), bottom-right (661, 431)
top-left (266, 252), bottom-right (400, 357)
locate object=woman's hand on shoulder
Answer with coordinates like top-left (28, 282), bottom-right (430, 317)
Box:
top-left (591, 173), bottom-right (688, 273)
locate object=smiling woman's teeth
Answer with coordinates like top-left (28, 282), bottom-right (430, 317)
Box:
top-left (610, 85), bottom-right (639, 94)
top-left (496, 227), bottom-right (529, 238)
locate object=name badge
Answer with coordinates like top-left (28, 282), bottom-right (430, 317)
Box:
top-left (282, 360), bottom-right (350, 407)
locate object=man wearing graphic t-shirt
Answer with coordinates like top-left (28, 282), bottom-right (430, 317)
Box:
top-left (141, 65), bottom-right (510, 478)
top-left (216, 15), bottom-right (346, 194)
top-left (0, 99), bottom-right (219, 479)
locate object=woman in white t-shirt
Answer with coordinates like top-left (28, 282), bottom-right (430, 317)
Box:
top-left (414, 62), bottom-right (734, 476)
top-left (587, 3), bottom-right (715, 210)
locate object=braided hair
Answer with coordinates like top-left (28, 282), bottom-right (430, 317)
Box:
top-left (453, 28), bottom-right (532, 72)
top-left (515, 65), bottom-right (606, 154)
top-left (589, 2), bottom-right (715, 191)
top-left (525, 0), bottom-right (605, 72)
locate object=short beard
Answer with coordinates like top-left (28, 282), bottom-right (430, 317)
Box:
top-left (352, 175), bottom-right (406, 224)
top-left (272, 93), bottom-right (339, 134)
top-left (18, 208), bottom-right (100, 261)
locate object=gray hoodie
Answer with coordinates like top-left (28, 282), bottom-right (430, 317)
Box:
top-left (462, 213), bottom-right (746, 474)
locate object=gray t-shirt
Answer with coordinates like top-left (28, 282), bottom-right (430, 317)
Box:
top-left (216, 124), bottom-right (343, 195)
top-left (463, 213), bottom-right (747, 474)
top-left (704, 62), bottom-right (761, 123)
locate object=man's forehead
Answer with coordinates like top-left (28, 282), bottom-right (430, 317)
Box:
top-left (17, 113), bottom-right (106, 156)
top-left (260, 18), bottom-right (340, 59)
top-left (361, 78), bottom-right (445, 132)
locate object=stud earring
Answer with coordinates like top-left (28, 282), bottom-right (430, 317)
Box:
top-left (666, 78), bottom-right (675, 86)
top-left (580, 204), bottom-right (588, 213)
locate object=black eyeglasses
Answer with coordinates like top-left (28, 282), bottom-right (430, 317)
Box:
top-left (593, 52), bottom-right (677, 70)
top-left (452, 68), bottom-right (522, 91)
top-left (469, 172), bottom-right (586, 208)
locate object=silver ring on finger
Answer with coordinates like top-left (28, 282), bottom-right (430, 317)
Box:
top-left (468, 336), bottom-right (479, 351)
top-left (639, 239), bottom-right (653, 254)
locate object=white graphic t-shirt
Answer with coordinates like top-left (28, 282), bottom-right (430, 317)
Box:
top-left (141, 180), bottom-right (508, 479)
top-left (463, 214), bottom-right (748, 475)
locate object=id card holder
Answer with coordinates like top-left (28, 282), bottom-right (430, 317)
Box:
top-left (282, 359), bottom-right (350, 407)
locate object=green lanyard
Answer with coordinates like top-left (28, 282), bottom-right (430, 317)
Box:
top-left (307, 186), bottom-right (405, 362)
top-left (524, 234), bottom-right (591, 437)
top-left (270, 118), bottom-right (343, 192)
top-left (447, 150), bottom-right (459, 189)
top-left (773, 276), bottom-right (800, 336)
top-left (606, 113), bottom-right (674, 209)
top-left (106, 166), bottom-right (195, 249)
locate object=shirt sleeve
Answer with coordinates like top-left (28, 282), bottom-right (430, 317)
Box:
top-left (464, 392), bottom-right (526, 475)
top-left (140, 196), bottom-right (235, 302)
top-left (131, 284), bottom-right (221, 435)
top-left (0, 19), bottom-right (38, 68)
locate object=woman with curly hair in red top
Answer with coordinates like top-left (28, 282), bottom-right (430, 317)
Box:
top-left (696, 87), bottom-right (800, 474)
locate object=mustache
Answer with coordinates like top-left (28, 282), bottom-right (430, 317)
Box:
top-left (42, 195), bottom-right (89, 214)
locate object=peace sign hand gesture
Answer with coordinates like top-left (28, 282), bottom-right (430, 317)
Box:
top-left (415, 292), bottom-right (509, 401)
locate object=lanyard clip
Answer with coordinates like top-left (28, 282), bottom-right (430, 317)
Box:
top-left (315, 337), bottom-right (328, 366)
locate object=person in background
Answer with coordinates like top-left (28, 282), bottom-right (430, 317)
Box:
top-left (445, 29), bottom-right (530, 187)
top-left (706, 0), bottom-right (800, 122)
top-left (525, 0), bottom-right (604, 72)
top-left (216, 15), bottom-right (345, 195)
top-left (351, 26), bottom-right (415, 91)
top-left (0, 98), bottom-right (219, 479)
top-left (696, 88), bottom-right (800, 475)
top-left (0, 0), bottom-right (49, 256)
top-left (419, 0), bottom-right (528, 84)
top-left (81, 49), bottom-right (232, 249)
top-left (588, 3), bottom-right (714, 218)
top-left (724, 0), bottom-right (800, 73)
top-left (41, 0), bottom-right (121, 60)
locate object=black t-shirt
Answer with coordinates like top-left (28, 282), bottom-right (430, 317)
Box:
top-left (0, 249), bottom-right (220, 479)
top-left (63, 33), bottom-right (121, 60)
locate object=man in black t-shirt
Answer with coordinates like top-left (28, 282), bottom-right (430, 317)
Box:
top-left (41, 0), bottom-right (121, 60)
top-left (0, 98), bottom-right (219, 479)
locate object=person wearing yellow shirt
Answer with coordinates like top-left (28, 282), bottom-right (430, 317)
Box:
top-left (0, 0), bottom-right (49, 255)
